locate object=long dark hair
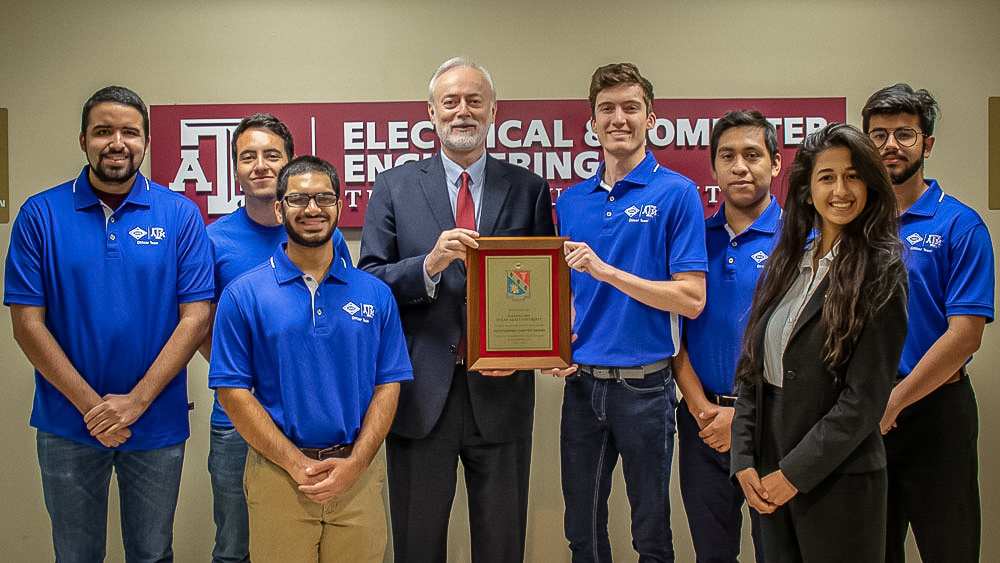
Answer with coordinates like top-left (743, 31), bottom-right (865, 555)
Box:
top-left (735, 123), bottom-right (904, 384)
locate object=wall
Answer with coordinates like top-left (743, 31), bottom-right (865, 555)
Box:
top-left (2, 1), bottom-right (998, 560)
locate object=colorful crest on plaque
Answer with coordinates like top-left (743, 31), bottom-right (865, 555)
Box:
top-left (506, 266), bottom-right (530, 300)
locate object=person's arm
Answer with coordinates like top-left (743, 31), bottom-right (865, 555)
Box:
top-left (359, 171), bottom-right (454, 304)
top-left (563, 240), bottom-right (705, 318)
top-left (880, 315), bottom-right (985, 433)
top-left (299, 383), bottom-right (401, 503)
top-left (731, 375), bottom-right (774, 513)
top-left (218, 387), bottom-right (330, 493)
top-left (197, 303), bottom-right (218, 361)
top-left (674, 342), bottom-right (733, 451)
top-left (83, 300), bottom-right (211, 438)
top-left (883, 220), bottom-right (993, 432)
top-left (10, 304), bottom-right (130, 447)
top-left (777, 279), bottom-right (908, 494)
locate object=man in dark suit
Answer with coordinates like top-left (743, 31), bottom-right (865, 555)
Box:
top-left (358, 56), bottom-right (556, 563)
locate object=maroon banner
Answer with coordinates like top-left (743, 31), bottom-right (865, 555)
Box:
top-left (150, 98), bottom-right (845, 227)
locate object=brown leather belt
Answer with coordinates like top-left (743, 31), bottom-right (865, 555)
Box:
top-left (299, 443), bottom-right (353, 460)
top-left (945, 366), bottom-right (968, 385)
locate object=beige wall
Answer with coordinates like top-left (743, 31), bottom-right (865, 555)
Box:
top-left (2, 1), bottom-right (998, 561)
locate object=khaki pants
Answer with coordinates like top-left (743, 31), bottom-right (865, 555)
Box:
top-left (244, 448), bottom-right (387, 563)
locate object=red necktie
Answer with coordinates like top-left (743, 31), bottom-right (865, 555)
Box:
top-left (455, 172), bottom-right (475, 364)
top-left (456, 171), bottom-right (475, 229)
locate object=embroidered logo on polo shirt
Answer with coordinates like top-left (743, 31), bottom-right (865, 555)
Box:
top-left (128, 226), bottom-right (167, 246)
top-left (343, 301), bottom-right (376, 323)
top-left (624, 204), bottom-right (658, 223)
top-left (905, 232), bottom-right (943, 253)
top-left (751, 251), bottom-right (769, 265)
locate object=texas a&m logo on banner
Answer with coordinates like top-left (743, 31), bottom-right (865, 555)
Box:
top-left (149, 99), bottom-right (845, 227)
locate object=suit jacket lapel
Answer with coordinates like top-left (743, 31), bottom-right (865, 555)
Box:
top-left (478, 156), bottom-right (512, 236)
top-left (787, 277), bottom-right (829, 346)
top-left (417, 153), bottom-right (455, 232)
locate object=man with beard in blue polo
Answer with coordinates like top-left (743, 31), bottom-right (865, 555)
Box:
top-left (5, 85), bottom-right (213, 562)
top-left (199, 112), bottom-right (351, 563)
top-left (548, 63), bottom-right (707, 563)
top-left (673, 110), bottom-right (782, 563)
top-left (862, 84), bottom-right (994, 563)
top-left (210, 155), bottom-right (412, 563)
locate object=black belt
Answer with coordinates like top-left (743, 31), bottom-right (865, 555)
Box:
top-left (577, 358), bottom-right (671, 380)
top-left (705, 390), bottom-right (738, 407)
top-left (299, 443), bottom-right (354, 460)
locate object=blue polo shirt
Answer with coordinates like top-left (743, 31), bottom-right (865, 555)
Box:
top-left (555, 152), bottom-right (708, 367)
top-left (208, 245), bottom-right (412, 448)
top-left (898, 179), bottom-right (994, 376)
top-left (4, 167), bottom-right (214, 450)
top-left (207, 206), bottom-right (352, 428)
top-left (685, 197), bottom-right (781, 395)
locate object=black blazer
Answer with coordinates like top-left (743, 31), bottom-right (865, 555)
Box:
top-left (358, 153), bottom-right (556, 441)
top-left (731, 273), bottom-right (908, 493)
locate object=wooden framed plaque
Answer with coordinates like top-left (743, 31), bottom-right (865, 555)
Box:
top-left (466, 237), bottom-right (572, 371)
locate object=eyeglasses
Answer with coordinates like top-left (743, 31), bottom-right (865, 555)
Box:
top-left (868, 127), bottom-right (925, 148)
top-left (282, 193), bottom-right (339, 208)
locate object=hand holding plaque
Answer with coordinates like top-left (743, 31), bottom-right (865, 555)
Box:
top-left (466, 237), bottom-right (572, 371)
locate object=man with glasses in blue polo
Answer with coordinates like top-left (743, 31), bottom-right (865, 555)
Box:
top-left (862, 83), bottom-right (994, 563)
top-left (199, 113), bottom-right (351, 563)
top-left (210, 156), bottom-right (411, 563)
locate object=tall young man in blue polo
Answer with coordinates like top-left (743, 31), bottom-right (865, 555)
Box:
top-left (548, 63), bottom-right (707, 562)
top-left (199, 113), bottom-right (351, 563)
top-left (673, 110), bottom-right (780, 563)
top-left (862, 84), bottom-right (994, 563)
top-left (5, 85), bottom-right (214, 562)
top-left (210, 156), bottom-right (412, 563)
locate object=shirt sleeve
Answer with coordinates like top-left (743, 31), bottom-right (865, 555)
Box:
top-left (208, 287), bottom-right (254, 390)
top-left (4, 200), bottom-right (47, 307)
top-left (944, 222), bottom-right (994, 321)
top-left (375, 284), bottom-right (414, 385)
top-left (176, 203), bottom-right (215, 303)
top-left (666, 181), bottom-right (708, 275)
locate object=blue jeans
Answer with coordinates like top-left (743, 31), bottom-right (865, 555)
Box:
top-left (207, 425), bottom-right (251, 563)
top-left (677, 399), bottom-right (765, 563)
top-left (560, 366), bottom-right (677, 563)
top-left (36, 430), bottom-right (184, 563)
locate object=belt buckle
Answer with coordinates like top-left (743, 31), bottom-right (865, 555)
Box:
top-left (618, 367), bottom-right (645, 380)
top-left (591, 367), bottom-right (614, 379)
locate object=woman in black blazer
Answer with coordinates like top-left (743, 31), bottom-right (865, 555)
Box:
top-left (730, 123), bottom-right (908, 563)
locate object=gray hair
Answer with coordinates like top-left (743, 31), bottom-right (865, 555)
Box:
top-left (427, 56), bottom-right (496, 102)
